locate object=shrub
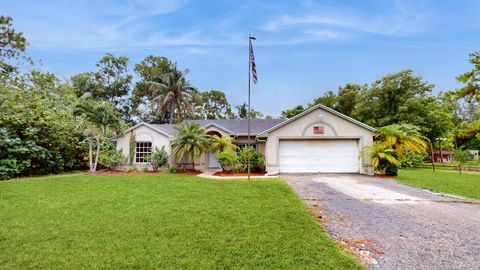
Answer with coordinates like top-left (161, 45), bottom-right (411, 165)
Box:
top-left (99, 149), bottom-right (126, 171)
top-left (400, 150), bottom-right (425, 168)
top-left (216, 151), bottom-right (238, 172)
top-left (150, 146), bottom-right (168, 172)
top-left (167, 165), bottom-right (178, 173)
top-left (237, 146), bottom-right (265, 173)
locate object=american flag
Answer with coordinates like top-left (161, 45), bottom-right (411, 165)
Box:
top-left (249, 39), bottom-right (257, 84)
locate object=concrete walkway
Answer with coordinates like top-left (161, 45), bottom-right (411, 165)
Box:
top-left (197, 170), bottom-right (278, 179)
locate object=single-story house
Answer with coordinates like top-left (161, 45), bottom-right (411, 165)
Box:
top-left (116, 104), bottom-right (376, 175)
top-left (428, 149), bottom-right (453, 163)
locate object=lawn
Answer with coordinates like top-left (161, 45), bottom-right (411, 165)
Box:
top-left (397, 168), bottom-right (480, 200)
top-left (0, 174), bottom-right (361, 269)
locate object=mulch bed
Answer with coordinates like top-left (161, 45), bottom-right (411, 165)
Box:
top-left (91, 171), bottom-right (162, 175)
top-left (89, 170), bottom-right (202, 175)
top-left (179, 169), bottom-right (203, 175)
top-left (213, 171), bottom-right (266, 177)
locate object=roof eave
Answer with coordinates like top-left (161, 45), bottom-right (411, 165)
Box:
top-left (257, 104), bottom-right (376, 136)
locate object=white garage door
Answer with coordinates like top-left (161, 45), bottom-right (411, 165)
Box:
top-left (279, 139), bottom-right (359, 173)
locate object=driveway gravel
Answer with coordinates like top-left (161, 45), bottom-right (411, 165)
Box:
top-left (283, 174), bottom-right (480, 270)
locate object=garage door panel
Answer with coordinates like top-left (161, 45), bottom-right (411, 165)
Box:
top-left (279, 139), bottom-right (359, 173)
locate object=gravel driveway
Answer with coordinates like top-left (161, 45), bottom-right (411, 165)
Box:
top-left (283, 174), bottom-right (480, 270)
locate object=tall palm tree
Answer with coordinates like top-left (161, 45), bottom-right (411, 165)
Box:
top-left (171, 122), bottom-right (210, 170)
top-left (210, 135), bottom-right (238, 153)
top-left (149, 69), bottom-right (196, 124)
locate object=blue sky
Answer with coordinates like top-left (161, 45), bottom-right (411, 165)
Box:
top-left (2, 0), bottom-right (480, 116)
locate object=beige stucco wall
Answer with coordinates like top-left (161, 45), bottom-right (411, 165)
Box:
top-left (116, 125), bottom-right (172, 166)
top-left (263, 108), bottom-right (375, 175)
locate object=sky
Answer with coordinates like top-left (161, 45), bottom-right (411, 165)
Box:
top-left (2, 0), bottom-right (480, 116)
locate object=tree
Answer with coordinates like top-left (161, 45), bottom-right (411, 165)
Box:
top-left (336, 83), bottom-right (363, 116)
top-left (196, 90), bottom-right (234, 119)
top-left (0, 16), bottom-right (28, 78)
top-left (71, 53), bottom-right (132, 121)
top-left (456, 52), bottom-right (480, 101)
top-left (352, 70), bottom-right (435, 128)
top-left (449, 52), bottom-right (480, 148)
top-left (210, 135), bottom-right (238, 153)
top-left (149, 69), bottom-right (196, 124)
top-left (0, 71), bottom-right (86, 178)
top-left (309, 90), bottom-right (337, 108)
top-left (363, 124), bottom-right (428, 175)
top-left (171, 122), bottom-right (210, 170)
top-left (281, 105), bottom-right (305, 118)
top-left (132, 55), bottom-right (177, 122)
top-left (235, 103), bottom-right (264, 119)
top-left (75, 100), bottom-right (123, 172)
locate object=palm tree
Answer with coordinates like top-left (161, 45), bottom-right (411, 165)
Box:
top-left (210, 135), bottom-right (238, 153)
top-left (76, 100), bottom-right (122, 172)
top-left (171, 122), bottom-right (210, 170)
top-left (376, 124), bottom-right (428, 158)
top-left (361, 143), bottom-right (401, 175)
top-left (363, 123), bottom-right (428, 175)
top-left (149, 69), bottom-right (196, 124)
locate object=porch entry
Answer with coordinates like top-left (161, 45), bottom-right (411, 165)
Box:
top-left (208, 151), bottom-right (221, 169)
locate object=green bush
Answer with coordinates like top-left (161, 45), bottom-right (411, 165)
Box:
top-left (99, 149), bottom-right (126, 171)
top-left (150, 146), bottom-right (168, 171)
top-left (400, 150), bottom-right (425, 168)
top-left (216, 151), bottom-right (238, 172)
top-left (237, 146), bottom-right (265, 173)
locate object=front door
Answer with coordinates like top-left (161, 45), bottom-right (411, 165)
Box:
top-left (209, 151), bottom-right (220, 169)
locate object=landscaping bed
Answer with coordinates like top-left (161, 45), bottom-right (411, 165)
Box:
top-left (213, 171), bottom-right (266, 177)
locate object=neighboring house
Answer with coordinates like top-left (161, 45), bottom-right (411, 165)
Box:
top-left (468, 150), bottom-right (479, 160)
top-left (428, 149), bottom-right (453, 163)
top-left (116, 104), bottom-right (376, 175)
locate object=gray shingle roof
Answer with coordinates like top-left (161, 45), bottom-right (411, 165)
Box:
top-left (151, 119), bottom-right (285, 136)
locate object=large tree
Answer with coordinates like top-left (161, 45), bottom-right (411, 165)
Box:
top-left (71, 53), bottom-right (132, 121)
top-left (149, 69), bottom-right (196, 124)
top-left (132, 55), bottom-right (177, 122)
top-left (0, 16), bottom-right (28, 78)
top-left (450, 52), bottom-right (480, 148)
top-left (196, 90), bottom-right (234, 119)
top-left (352, 70), bottom-right (435, 128)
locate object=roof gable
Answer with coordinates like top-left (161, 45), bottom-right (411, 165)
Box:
top-left (257, 104), bottom-right (376, 136)
top-left (122, 122), bottom-right (173, 139)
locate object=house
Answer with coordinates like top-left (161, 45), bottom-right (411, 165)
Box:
top-left (116, 104), bottom-right (376, 175)
top-left (468, 150), bottom-right (479, 160)
top-left (428, 149), bottom-right (453, 163)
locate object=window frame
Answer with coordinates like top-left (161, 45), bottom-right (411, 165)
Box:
top-left (135, 141), bottom-right (152, 164)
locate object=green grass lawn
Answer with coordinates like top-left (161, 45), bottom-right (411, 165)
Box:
top-left (0, 174), bottom-right (361, 269)
top-left (397, 168), bottom-right (480, 200)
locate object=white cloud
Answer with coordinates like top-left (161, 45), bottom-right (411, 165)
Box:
top-left (261, 1), bottom-right (433, 37)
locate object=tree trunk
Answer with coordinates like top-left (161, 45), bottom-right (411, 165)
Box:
top-left (430, 142), bottom-right (435, 173)
top-left (88, 138), bottom-right (93, 172)
top-left (93, 138), bottom-right (101, 172)
top-left (439, 139), bottom-right (443, 163)
top-left (191, 153), bottom-right (195, 170)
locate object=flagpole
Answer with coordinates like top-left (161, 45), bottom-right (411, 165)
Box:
top-left (247, 35), bottom-right (252, 181)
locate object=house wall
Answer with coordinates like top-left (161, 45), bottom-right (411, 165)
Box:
top-left (117, 125), bottom-right (172, 167)
top-left (264, 108), bottom-right (375, 175)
